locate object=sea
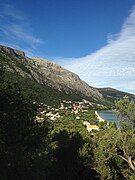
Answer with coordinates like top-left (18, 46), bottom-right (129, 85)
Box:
top-left (98, 110), bottom-right (118, 126)
top-left (98, 110), bottom-right (135, 129)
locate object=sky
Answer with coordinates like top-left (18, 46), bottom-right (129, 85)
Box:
top-left (0, 0), bottom-right (135, 93)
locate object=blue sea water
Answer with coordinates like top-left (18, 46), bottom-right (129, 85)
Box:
top-left (98, 110), bottom-right (135, 129)
top-left (98, 110), bottom-right (118, 125)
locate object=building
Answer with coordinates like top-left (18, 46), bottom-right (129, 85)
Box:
top-left (83, 121), bottom-right (99, 132)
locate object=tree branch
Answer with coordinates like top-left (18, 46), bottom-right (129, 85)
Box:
top-left (118, 155), bottom-right (128, 163)
top-left (128, 156), bottom-right (135, 171)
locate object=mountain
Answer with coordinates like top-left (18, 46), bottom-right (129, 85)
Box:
top-left (98, 87), bottom-right (135, 103)
top-left (1, 45), bottom-right (134, 107)
top-left (0, 45), bottom-right (103, 106)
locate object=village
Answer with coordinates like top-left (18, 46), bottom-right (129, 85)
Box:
top-left (35, 99), bottom-right (107, 132)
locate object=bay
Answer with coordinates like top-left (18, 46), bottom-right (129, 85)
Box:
top-left (98, 110), bottom-right (118, 125)
top-left (98, 110), bottom-right (135, 129)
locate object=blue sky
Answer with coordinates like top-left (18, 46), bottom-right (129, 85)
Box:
top-left (0, 0), bottom-right (135, 93)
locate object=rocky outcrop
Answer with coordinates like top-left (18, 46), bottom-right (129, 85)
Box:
top-left (0, 45), bottom-right (25, 57)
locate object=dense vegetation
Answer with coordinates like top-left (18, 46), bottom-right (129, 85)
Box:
top-left (0, 65), bottom-right (135, 180)
top-left (98, 87), bottom-right (135, 104)
top-left (0, 46), bottom-right (135, 179)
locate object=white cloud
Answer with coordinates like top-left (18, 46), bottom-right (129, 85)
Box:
top-left (63, 5), bottom-right (135, 93)
top-left (0, 3), bottom-right (44, 52)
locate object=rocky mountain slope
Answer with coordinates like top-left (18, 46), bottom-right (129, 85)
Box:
top-left (1, 45), bottom-right (134, 107)
top-left (0, 45), bottom-right (102, 101)
top-left (31, 58), bottom-right (103, 99)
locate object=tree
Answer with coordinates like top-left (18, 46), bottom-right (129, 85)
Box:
top-left (0, 72), bottom-right (52, 179)
top-left (93, 97), bottom-right (135, 179)
top-left (115, 96), bottom-right (135, 171)
top-left (115, 96), bottom-right (135, 125)
top-left (93, 127), bottom-right (124, 180)
top-left (48, 129), bottom-right (99, 180)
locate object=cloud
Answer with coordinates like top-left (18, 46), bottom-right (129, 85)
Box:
top-left (0, 3), bottom-right (44, 54)
top-left (63, 5), bottom-right (135, 93)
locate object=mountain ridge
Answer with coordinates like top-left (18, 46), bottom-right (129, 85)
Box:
top-left (98, 87), bottom-right (135, 102)
top-left (0, 45), bottom-right (135, 107)
top-left (0, 45), bottom-right (103, 101)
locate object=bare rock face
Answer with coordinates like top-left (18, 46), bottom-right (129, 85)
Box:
top-left (0, 45), bottom-right (25, 57)
top-left (0, 45), bottom-right (103, 100)
top-left (30, 58), bottom-right (103, 99)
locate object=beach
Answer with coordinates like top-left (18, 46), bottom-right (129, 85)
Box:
top-left (95, 111), bottom-right (105, 122)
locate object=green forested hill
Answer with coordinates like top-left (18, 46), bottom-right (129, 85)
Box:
top-left (98, 87), bottom-right (135, 103)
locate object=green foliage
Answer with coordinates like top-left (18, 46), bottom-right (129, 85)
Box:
top-left (93, 124), bottom-right (135, 179)
top-left (115, 96), bottom-right (135, 124)
top-left (49, 130), bottom-right (84, 179)
top-left (78, 110), bottom-right (99, 124)
top-left (48, 129), bottom-right (99, 180)
top-left (91, 97), bottom-right (135, 179)
top-left (0, 72), bottom-right (52, 179)
top-left (93, 127), bottom-right (122, 180)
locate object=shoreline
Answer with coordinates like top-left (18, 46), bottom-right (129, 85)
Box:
top-left (95, 111), bottom-right (105, 122)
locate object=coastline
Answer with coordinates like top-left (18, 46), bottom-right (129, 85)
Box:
top-left (95, 111), bottom-right (105, 122)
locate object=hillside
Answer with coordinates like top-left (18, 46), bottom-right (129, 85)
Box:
top-left (0, 45), bottom-right (135, 107)
top-left (98, 87), bottom-right (135, 103)
top-left (0, 45), bottom-right (103, 106)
